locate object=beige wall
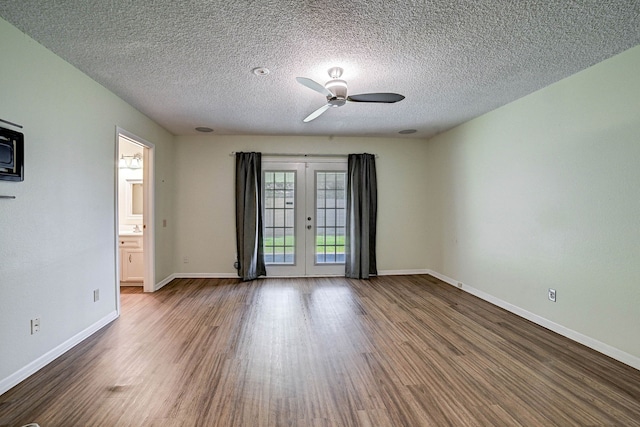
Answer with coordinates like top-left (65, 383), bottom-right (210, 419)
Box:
top-left (426, 45), bottom-right (640, 361)
top-left (0, 18), bottom-right (175, 387)
top-left (173, 135), bottom-right (435, 275)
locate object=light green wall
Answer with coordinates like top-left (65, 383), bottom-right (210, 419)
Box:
top-left (173, 135), bottom-right (435, 275)
top-left (2, 12), bottom-right (638, 392)
top-left (426, 45), bottom-right (640, 360)
top-left (0, 18), bottom-right (175, 384)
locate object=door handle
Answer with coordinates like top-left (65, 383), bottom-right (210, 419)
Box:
top-left (307, 217), bottom-right (312, 221)
top-left (129, 254), bottom-right (132, 263)
top-left (307, 225), bottom-right (312, 229)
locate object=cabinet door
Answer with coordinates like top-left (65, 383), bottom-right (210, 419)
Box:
top-left (122, 248), bottom-right (144, 282)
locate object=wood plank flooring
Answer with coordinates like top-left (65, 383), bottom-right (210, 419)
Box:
top-left (1, 275), bottom-right (639, 426)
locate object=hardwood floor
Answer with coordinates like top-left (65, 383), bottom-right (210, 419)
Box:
top-left (1, 275), bottom-right (639, 426)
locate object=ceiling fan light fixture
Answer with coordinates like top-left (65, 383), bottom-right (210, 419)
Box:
top-left (325, 79), bottom-right (348, 99)
top-left (328, 67), bottom-right (344, 79)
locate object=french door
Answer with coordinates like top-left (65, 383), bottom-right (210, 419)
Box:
top-left (262, 159), bottom-right (347, 276)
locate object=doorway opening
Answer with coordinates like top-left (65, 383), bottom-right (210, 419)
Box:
top-left (115, 128), bottom-right (155, 309)
top-left (262, 158), bottom-right (347, 277)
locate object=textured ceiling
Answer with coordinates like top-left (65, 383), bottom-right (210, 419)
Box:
top-left (1, 1), bottom-right (639, 139)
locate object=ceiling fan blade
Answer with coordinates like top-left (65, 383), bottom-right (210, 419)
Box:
top-left (296, 77), bottom-right (333, 98)
top-left (347, 93), bottom-right (405, 103)
top-left (303, 104), bottom-right (331, 122)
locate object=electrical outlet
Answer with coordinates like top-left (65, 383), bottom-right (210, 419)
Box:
top-left (31, 318), bottom-right (40, 334)
top-left (548, 288), bottom-right (557, 302)
top-left (183, 257), bottom-right (189, 264)
top-left (93, 289), bottom-right (100, 302)
top-left (457, 282), bottom-right (463, 289)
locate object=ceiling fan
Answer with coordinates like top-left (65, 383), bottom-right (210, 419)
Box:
top-left (296, 67), bottom-right (405, 122)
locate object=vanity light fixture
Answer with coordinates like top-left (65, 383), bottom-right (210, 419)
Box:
top-left (119, 153), bottom-right (143, 169)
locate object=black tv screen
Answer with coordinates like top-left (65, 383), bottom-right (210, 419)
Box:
top-left (0, 127), bottom-right (24, 182)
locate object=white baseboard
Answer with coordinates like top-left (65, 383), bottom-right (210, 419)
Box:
top-left (165, 270), bottom-right (430, 281)
top-left (0, 310), bottom-right (119, 396)
top-left (427, 270), bottom-right (640, 371)
top-left (7, 269), bottom-right (635, 398)
top-left (173, 270), bottom-right (431, 279)
top-left (378, 269), bottom-right (431, 276)
top-left (154, 273), bottom-right (178, 291)
top-left (155, 272), bottom-right (238, 291)
top-left (174, 273), bottom-right (238, 279)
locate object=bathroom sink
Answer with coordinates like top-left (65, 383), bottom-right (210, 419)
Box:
top-left (119, 229), bottom-right (143, 236)
top-left (119, 233), bottom-right (143, 237)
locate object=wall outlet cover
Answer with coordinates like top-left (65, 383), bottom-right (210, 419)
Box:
top-left (31, 318), bottom-right (40, 334)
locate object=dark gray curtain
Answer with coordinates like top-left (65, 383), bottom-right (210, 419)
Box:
top-left (345, 153), bottom-right (378, 279)
top-left (235, 152), bottom-right (266, 281)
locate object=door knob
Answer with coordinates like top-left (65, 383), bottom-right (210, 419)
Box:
top-left (307, 217), bottom-right (312, 221)
top-left (307, 225), bottom-right (312, 229)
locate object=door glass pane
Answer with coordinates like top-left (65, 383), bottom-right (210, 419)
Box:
top-left (315, 171), bottom-right (347, 264)
top-left (264, 170), bottom-right (296, 265)
top-left (316, 189), bottom-right (325, 208)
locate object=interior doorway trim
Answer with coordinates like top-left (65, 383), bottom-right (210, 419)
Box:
top-left (115, 127), bottom-right (156, 306)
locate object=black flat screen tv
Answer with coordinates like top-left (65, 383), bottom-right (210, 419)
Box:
top-left (0, 126), bottom-right (24, 182)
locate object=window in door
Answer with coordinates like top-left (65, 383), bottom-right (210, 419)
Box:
top-left (314, 171), bottom-right (346, 264)
top-left (263, 170), bottom-right (296, 265)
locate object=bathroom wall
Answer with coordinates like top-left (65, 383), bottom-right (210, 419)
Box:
top-left (118, 136), bottom-right (144, 232)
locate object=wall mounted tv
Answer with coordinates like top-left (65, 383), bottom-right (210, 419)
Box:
top-left (0, 126), bottom-right (24, 182)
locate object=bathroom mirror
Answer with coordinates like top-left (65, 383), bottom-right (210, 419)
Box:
top-left (126, 179), bottom-right (143, 218)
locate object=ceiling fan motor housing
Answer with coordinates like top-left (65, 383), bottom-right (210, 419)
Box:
top-left (325, 79), bottom-right (348, 106)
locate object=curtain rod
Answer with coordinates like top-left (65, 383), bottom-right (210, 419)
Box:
top-left (229, 152), bottom-right (378, 158)
top-left (0, 118), bottom-right (23, 129)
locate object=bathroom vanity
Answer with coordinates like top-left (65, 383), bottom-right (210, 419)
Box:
top-left (119, 233), bottom-right (143, 284)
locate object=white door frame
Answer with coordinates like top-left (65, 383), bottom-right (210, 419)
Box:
top-left (304, 161), bottom-right (347, 276)
top-left (115, 127), bottom-right (156, 312)
top-left (262, 156), bottom-right (347, 277)
top-left (262, 161), bottom-right (306, 277)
